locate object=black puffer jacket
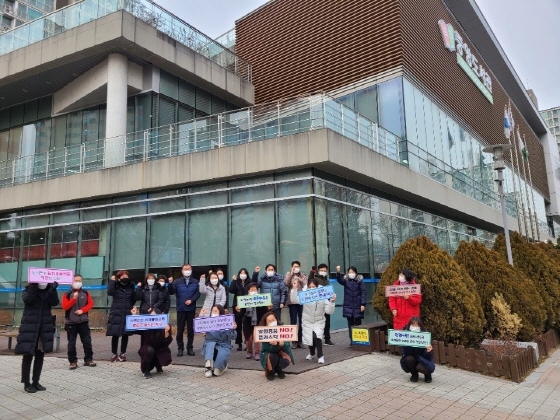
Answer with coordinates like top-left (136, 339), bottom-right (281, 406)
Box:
top-left (106, 279), bottom-right (137, 337)
top-left (15, 283), bottom-right (60, 355)
top-left (135, 284), bottom-right (165, 314)
top-left (229, 278), bottom-right (249, 309)
top-left (160, 286), bottom-right (171, 314)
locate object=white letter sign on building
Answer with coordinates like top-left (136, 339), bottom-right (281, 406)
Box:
top-left (438, 19), bottom-right (493, 104)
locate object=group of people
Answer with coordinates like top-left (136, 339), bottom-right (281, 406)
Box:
top-left (13, 263), bottom-right (434, 392)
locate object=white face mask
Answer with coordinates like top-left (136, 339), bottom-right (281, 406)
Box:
top-left (183, 270), bottom-right (191, 277)
top-left (239, 274), bottom-right (247, 280)
top-left (410, 326), bottom-right (421, 332)
top-left (248, 291), bottom-right (257, 295)
top-left (268, 321), bottom-right (277, 327)
top-left (158, 282), bottom-right (165, 287)
top-left (218, 275), bottom-right (224, 281)
top-left (147, 279), bottom-right (155, 286)
top-left (294, 268), bottom-right (300, 273)
top-left (348, 273), bottom-right (356, 279)
top-left (38, 283), bottom-right (48, 289)
top-left (210, 279), bottom-right (219, 286)
top-left (399, 274), bottom-right (407, 283)
top-left (211, 313), bottom-right (220, 317)
top-left (319, 271), bottom-right (327, 277)
top-left (266, 271), bottom-right (275, 277)
top-left (72, 282), bottom-right (82, 290)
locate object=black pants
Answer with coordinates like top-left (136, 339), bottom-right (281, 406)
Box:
top-left (268, 352), bottom-right (290, 373)
top-left (324, 313), bottom-right (331, 341)
top-left (21, 349), bottom-right (44, 385)
top-left (308, 332), bottom-right (323, 358)
top-left (176, 310), bottom-right (195, 350)
top-left (234, 311), bottom-right (243, 345)
top-left (346, 316), bottom-right (362, 341)
top-left (66, 322), bottom-right (93, 363)
top-left (288, 304), bottom-right (303, 343)
top-left (404, 355), bottom-right (428, 375)
top-left (111, 335), bottom-right (129, 354)
top-left (141, 346), bottom-right (162, 373)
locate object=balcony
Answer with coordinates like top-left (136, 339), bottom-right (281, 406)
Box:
top-left (0, 0), bottom-right (251, 81)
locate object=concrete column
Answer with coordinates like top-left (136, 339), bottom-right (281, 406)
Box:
top-left (104, 53), bottom-right (128, 168)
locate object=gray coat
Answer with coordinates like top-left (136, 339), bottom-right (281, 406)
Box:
top-left (199, 283), bottom-right (227, 317)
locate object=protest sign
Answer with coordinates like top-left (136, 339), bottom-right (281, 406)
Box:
top-left (254, 325), bottom-right (298, 342)
top-left (237, 293), bottom-right (271, 308)
top-left (351, 327), bottom-right (370, 346)
top-left (388, 329), bottom-right (431, 348)
top-left (385, 284), bottom-right (421, 297)
top-left (194, 314), bottom-right (235, 333)
top-left (298, 285), bottom-right (335, 304)
top-left (28, 267), bottom-right (74, 285)
top-left (125, 314), bottom-right (169, 331)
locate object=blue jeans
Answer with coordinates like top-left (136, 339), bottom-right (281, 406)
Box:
top-left (288, 304), bottom-right (303, 343)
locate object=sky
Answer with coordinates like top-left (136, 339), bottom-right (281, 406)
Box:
top-left (153, 0), bottom-right (560, 111)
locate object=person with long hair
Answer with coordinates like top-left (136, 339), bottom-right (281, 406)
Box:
top-left (199, 272), bottom-right (227, 318)
top-left (136, 273), bottom-right (165, 315)
top-left (400, 316), bottom-right (435, 383)
top-left (389, 268), bottom-right (422, 330)
top-left (335, 265), bottom-right (366, 345)
top-left (259, 311), bottom-right (294, 381)
top-left (200, 304), bottom-right (237, 377)
top-left (229, 268), bottom-right (250, 351)
top-left (106, 270), bottom-right (137, 362)
top-left (157, 275), bottom-right (171, 314)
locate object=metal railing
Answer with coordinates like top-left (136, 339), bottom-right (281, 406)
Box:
top-left (19, 0), bottom-right (54, 13)
top-left (0, 0), bottom-right (251, 81)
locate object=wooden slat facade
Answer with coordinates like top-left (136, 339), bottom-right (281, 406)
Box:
top-left (236, 0), bottom-right (548, 198)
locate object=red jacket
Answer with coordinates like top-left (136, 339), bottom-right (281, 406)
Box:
top-left (62, 290), bottom-right (94, 312)
top-left (388, 280), bottom-right (421, 330)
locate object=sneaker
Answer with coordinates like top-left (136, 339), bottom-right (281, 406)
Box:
top-left (110, 354), bottom-right (118, 363)
top-left (424, 373), bottom-right (432, 383)
top-left (143, 371), bottom-right (152, 379)
top-left (306, 354), bottom-right (316, 361)
top-left (277, 369), bottom-right (285, 379)
top-left (213, 368), bottom-right (222, 376)
top-left (187, 349), bottom-right (195, 356)
top-left (24, 383), bottom-right (36, 393)
top-left (318, 356), bottom-right (325, 364)
top-left (410, 373), bottom-right (419, 383)
top-left (324, 339), bottom-right (334, 346)
top-left (291, 342), bottom-right (297, 349)
top-left (205, 369), bottom-right (213, 378)
top-left (84, 361), bottom-right (96, 367)
top-left (254, 351), bottom-right (260, 360)
top-left (246, 351), bottom-right (253, 359)
top-left (118, 353), bottom-right (126, 362)
top-left (237, 344), bottom-right (243, 351)
top-left (32, 382), bottom-right (46, 391)
top-left (177, 349), bottom-right (184, 357)
top-left (69, 362), bottom-right (78, 370)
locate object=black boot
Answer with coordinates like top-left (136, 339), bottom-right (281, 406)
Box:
top-left (410, 372), bottom-right (419, 382)
top-left (177, 349), bottom-right (183, 357)
top-left (24, 382), bottom-right (37, 393)
top-left (424, 373), bottom-right (432, 383)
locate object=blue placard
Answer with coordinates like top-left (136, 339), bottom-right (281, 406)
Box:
top-left (126, 314), bottom-right (169, 331)
top-left (298, 285), bottom-right (335, 305)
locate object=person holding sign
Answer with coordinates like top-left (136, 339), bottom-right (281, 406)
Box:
top-left (253, 264), bottom-right (287, 320)
top-left (336, 266), bottom-right (366, 346)
top-left (285, 261), bottom-right (308, 349)
top-left (229, 268), bottom-right (250, 352)
top-left (259, 311), bottom-right (295, 381)
top-left (132, 307), bottom-right (173, 379)
top-left (199, 273), bottom-right (227, 318)
top-left (201, 305), bottom-right (237, 378)
top-left (309, 263), bottom-right (334, 346)
top-left (107, 271), bottom-right (138, 363)
top-left (399, 317), bottom-right (434, 383)
top-left (242, 283), bottom-right (264, 360)
top-left (389, 269), bottom-right (422, 330)
top-left (15, 280), bottom-right (59, 393)
top-left (302, 279), bottom-right (336, 364)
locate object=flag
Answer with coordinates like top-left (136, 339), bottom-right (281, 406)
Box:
top-left (508, 102), bottom-right (515, 132)
top-left (503, 106), bottom-right (511, 138)
top-left (518, 130), bottom-right (529, 161)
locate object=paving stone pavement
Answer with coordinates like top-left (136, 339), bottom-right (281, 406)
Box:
top-left (1, 345), bottom-right (559, 419)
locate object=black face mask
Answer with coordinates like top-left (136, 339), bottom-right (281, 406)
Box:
top-left (120, 278), bottom-right (130, 285)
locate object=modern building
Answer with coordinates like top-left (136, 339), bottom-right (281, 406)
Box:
top-left (0, 0), bottom-right (559, 329)
top-left (541, 106), bottom-right (560, 146)
top-left (0, 0), bottom-right (60, 33)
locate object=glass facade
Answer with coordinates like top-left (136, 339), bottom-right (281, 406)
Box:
top-left (0, 170), bottom-right (498, 328)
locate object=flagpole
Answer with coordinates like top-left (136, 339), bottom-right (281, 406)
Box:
top-left (507, 104), bottom-right (530, 240)
top-left (524, 134), bottom-right (541, 241)
top-left (518, 131), bottom-right (536, 241)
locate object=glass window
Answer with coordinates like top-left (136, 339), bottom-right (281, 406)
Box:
top-left (82, 108), bottom-right (99, 143)
top-left (0, 130), bottom-right (9, 160)
top-left (23, 100), bottom-right (38, 124)
top-left (135, 93), bottom-right (152, 131)
top-left (65, 111), bottom-right (82, 146)
top-left (22, 228), bottom-right (47, 261)
top-left (179, 79), bottom-right (196, 108)
top-left (160, 70), bottom-right (178, 100)
top-left (355, 85), bottom-right (378, 123)
top-left (8, 126), bottom-right (22, 160)
top-left (278, 199), bottom-right (313, 274)
top-left (377, 77), bottom-right (405, 138)
top-left (188, 209), bottom-right (227, 265)
top-left (150, 215), bottom-right (185, 267)
top-left (35, 119), bottom-right (52, 153)
top-left (0, 108), bottom-right (10, 131)
top-left (346, 206), bottom-right (371, 274)
top-left (211, 95), bottom-right (225, 114)
top-left (113, 219), bottom-right (146, 269)
top-left (10, 104), bottom-right (24, 127)
top-left (196, 89), bottom-right (211, 115)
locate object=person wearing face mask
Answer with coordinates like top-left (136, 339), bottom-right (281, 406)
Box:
top-left (252, 264), bottom-right (287, 320)
top-left (241, 282), bottom-right (265, 360)
top-left (15, 280), bottom-right (59, 393)
top-left (200, 305), bottom-right (237, 377)
top-left (400, 316), bottom-right (434, 383)
top-left (229, 268), bottom-right (250, 351)
top-left (215, 268), bottom-right (229, 308)
top-left (259, 311), bottom-right (295, 380)
top-left (284, 260), bottom-right (308, 349)
top-left (106, 270), bottom-right (138, 362)
top-left (168, 263), bottom-right (200, 357)
top-left (302, 279), bottom-right (336, 364)
top-left (309, 263), bottom-right (334, 345)
top-left (335, 266), bottom-right (367, 346)
top-left (198, 273), bottom-right (228, 319)
top-left (157, 275), bottom-right (171, 314)
top-left (61, 274), bottom-right (96, 370)
top-left (389, 268), bottom-right (422, 331)
top-left (135, 273), bottom-right (165, 315)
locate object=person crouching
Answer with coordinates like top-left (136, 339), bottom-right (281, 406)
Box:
top-left (400, 316), bottom-right (435, 383)
top-left (201, 305), bottom-right (237, 377)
